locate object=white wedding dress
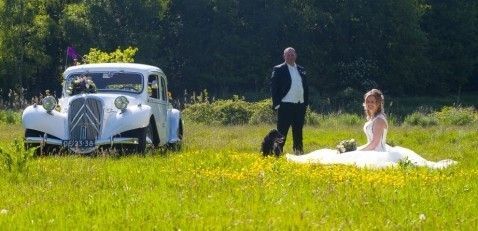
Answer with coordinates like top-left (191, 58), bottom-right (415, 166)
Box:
top-left (286, 114), bottom-right (457, 169)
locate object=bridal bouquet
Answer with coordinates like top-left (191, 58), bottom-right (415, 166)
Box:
top-left (336, 139), bottom-right (357, 153)
top-left (68, 75), bottom-right (97, 95)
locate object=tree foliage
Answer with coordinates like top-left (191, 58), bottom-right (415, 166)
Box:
top-left (0, 0), bottom-right (476, 100)
top-left (83, 47), bottom-right (138, 63)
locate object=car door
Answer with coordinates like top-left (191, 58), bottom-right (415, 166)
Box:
top-left (157, 74), bottom-right (169, 144)
top-left (147, 74), bottom-right (168, 145)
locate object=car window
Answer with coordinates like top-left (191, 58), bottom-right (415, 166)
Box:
top-left (148, 75), bottom-right (160, 99)
top-left (66, 72), bottom-right (143, 95)
top-left (160, 76), bottom-right (167, 101)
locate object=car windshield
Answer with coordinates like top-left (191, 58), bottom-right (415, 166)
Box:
top-left (66, 72), bottom-right (143, 95)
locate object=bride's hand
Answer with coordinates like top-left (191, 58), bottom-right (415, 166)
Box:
top-left (356, 144), bottom-right (366, 151)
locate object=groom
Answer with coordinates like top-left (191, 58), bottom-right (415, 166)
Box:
top-left (270, 47), bottom-right (309, 155)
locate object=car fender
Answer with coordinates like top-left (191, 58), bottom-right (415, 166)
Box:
top-left (22, 105), bottom-right (68, 139)
top-left (100, 104), bottom-right (152, 139)
top-left (168, 108), bottom-right (181, 142)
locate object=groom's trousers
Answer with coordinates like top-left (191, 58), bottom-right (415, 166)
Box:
top-left (277, 102), bottom-right (306, 154)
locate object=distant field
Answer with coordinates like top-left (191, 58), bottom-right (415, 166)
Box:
top-left (0, 122), bottom-right (477, 229)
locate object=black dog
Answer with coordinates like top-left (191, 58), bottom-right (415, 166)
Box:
top-left (261, 129), bottom-right (284, 157)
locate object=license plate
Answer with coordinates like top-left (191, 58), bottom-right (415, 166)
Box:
top-left (62, 140), bottom-right (95, 148)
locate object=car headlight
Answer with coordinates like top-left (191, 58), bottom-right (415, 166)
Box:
top-left (42, 96), bottom-right (57, 112)
top-left (114, 96), bottom-right (129, 110)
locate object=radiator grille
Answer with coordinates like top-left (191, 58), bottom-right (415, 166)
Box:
top-left (68, 97), bottom-right (103, 142)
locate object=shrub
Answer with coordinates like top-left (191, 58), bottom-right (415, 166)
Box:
top-left (182, 95), bottom-right (364, 126)
top-left (183, 95), bottom-right (254, 125)
top-left (182, 103), bottom-right (216, 124)
top-left (434, 106), bottom-right (477, 126)
top-left (403, 112), bottom-right (438, 127)
top-left (212, 96), bottom-right (253, 125)
top-left (249, 99), bottom-right (276, 125)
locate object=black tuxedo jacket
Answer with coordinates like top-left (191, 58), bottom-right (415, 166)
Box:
top-left (270, 63), bottom-right (309, 109)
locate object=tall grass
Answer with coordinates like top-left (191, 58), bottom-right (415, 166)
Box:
top-left (0, 123), bottom-right (477, 229)
top-left (0, 110), bottom-right (21, 125)
top-left (403, 112), bottom-right (439, 127)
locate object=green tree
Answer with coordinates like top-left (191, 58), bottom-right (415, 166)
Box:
top-left (0, 0), bottom-right (476, 100)
top-left (422, 0), bottom-right (478, 95)
top-left (297, 0), bottom-right (429, 95)
top-left (0, 0), bottom-right (64, 96)
top-left (83, 46), bottom-right (138, 63)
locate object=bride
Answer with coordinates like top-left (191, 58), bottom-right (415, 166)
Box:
top-left (286, 89), bottom-right (457, 169)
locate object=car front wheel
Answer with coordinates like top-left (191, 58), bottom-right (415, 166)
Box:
top-left (135, 124), bottom-right (153, 153)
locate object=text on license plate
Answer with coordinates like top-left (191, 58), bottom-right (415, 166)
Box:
top-left (62, 140), bottom-right (95, 148)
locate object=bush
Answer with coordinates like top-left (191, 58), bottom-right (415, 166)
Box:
top-left (183, 95), bottom-right (254, 125)
top-left (403, 112), bottom-right (438, 127)
top-left (434, 106), bottom-right (477, 126)
top-left (249, 99), bottom-right (276, 125)
top-left (183, 96), bottom-right (327, 126)
top-left (182, 103), bottom-right (216, 124)
top-left (212, 96), bottom-right (253, 125)
top-left (182, 95), bottom-right (369, 126)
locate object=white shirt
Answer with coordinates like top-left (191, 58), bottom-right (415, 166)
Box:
top-left (281, 63), bottom-right (304, 103)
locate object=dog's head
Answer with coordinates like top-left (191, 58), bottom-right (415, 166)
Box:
top-left (261, 129), bottom-right (284, 157)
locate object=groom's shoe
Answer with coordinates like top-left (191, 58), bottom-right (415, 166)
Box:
top-left (293, 149), bottom-right (304, 155)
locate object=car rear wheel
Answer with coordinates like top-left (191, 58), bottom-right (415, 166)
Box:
top-left (169, 119), bottom-right (183, 151)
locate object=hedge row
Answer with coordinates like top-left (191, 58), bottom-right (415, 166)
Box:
top-left (183, 97), bottom-right (478, 127)
top-left (403, 106), bottom-right (478, 127)
top-left (182, 97), bottom-right (365, 126)
top-left (2, 99), bottom-right (476, 127)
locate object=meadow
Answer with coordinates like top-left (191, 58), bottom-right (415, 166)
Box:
top-left (1, 120), bottom-right (478, 230)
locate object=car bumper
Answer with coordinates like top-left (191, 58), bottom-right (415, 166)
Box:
top-left (25, 136), bottom-right (139, 149)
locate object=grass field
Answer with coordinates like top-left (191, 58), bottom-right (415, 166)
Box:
top-left (1, 122), bottom-right (478, 229)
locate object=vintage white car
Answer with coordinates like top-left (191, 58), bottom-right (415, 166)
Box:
top-left (22, 63), bottom-right (183, 154)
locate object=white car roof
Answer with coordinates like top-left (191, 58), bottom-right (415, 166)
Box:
top-left (63, 63), bottom-right (163, 78)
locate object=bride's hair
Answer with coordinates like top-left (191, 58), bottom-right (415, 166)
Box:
top-left (363, 89), bottom-right (385, 120)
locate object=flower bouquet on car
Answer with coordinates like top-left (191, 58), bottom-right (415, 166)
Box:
top-left (68, 75), bottom-right (97, 95)
top-left (336, 139), bottom-right (357, 153)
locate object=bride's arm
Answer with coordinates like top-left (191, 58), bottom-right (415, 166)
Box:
top-left (358, 118), bottom-right (386, 151)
